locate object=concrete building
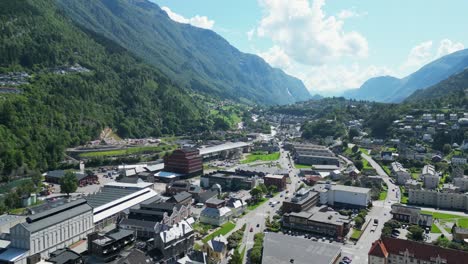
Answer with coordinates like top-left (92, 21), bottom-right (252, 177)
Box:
top-left (88, 229), bottom-right (135, 262)
top-left (164, 148), bottom-right (203, 176)
top-left (283, 206), bottom-right (351, 240)
top-left (408, 189), bottom-right (468, 211)
top-left (390, 204), bottom-right (433, 227)
top-left (282, 188), bottom-right (319, 213)
top-left (404, 179), bottom-right (422, 190)
top-left (368, 237), bottom-right (468, 264)
top-left (421, 165), bottom-right (439, 189)
top-left (452, 227), bottom-right (468, 242)
top-left (199, 199), bottom-right (232, 226)
top-left (453, 176), bottom-right (468, 191)
top-left (291, 144), bottom-right (340, 166)
top-left (312, 183), bottom-right (371, 208)
top-left (452, 156), bottom-right (467, 165)
top-left (263, 174), bottom-right (286, 191)
top-left (0, 199), bottom-right (93, 264)
top-left (200, 172), bottom-right (256, 191)
top-left (262, 233), bottom-right (341, 264)
top-left (390, 162), bottom-right (411, 185)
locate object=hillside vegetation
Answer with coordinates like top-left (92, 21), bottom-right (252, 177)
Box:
top-left (56, 0), bottom-right (311, 105)
top-left (0, 0), bottom-right (211, 176)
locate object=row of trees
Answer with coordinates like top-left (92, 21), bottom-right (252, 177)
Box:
top-left (249, 183), bottom-right (278, 203)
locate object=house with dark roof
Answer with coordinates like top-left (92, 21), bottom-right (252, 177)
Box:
top-left (167, 191), bottom-right (192, 206)
top-left (369, 237), bottom-right (468, 264)
top-left (116, 249), bottom-right (153, 264)
top-left (46, 248), bottom-right (82, 264)
top-left (204, 235), bottom-right (228, 263)
top-left (45, 170), bottom-right (98, 186)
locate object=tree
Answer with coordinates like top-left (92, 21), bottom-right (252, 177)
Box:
top-left (348, 128), bottom-right (359, 141)
top-left (355, 160), bottom-right (364, 171)
top-left (250, 187), bottom-right (263, 202)
top-left (60, 171), bottom-right (78, 196)
top-left (228, 247), bottom-right (242, 264)
top-left (407, 225), bottom-right (424, 241)
top-left (442, 144), bottom-right (452, 155)
top-left (268, 185), bottom-right (278, 195)
top-left (258, 183), bottom-right (268, 194)
top-left (354, 216), bottom-right (364, 229)
top-left (351, 145), bottom-right (359, 153)
top-left (31, 171), bottom-right (43, 188)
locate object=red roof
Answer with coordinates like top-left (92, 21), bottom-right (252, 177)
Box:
top-left (368, 239), bottom-right (388, 258)
top-left (369, 237), bottom-right (468, 264)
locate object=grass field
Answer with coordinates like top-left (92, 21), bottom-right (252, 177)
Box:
top-left (202, 222), bottom-right (236, 243)
top-left (379, 189), bottom-right (388, 200)
top-left (294, 163), bottom-right (311, 169)
top-left (350, 229), bottom-right (362, 240)
top-left (431, 224), bottom-right (441, 233)
top-left (241, 152), bottom-right (280, 164)
top-left (359, 148), bottom-right (370, 155)
top-left (79, 145), bottom-right (175, 158)
top-left (421, 211), bottom-right (468, 228)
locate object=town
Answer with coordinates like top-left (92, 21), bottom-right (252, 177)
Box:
top-left (0, 100), bottom-right (465, 264)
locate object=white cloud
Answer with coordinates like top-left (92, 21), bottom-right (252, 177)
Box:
top-left (399, 39), bottom-right (465, 76)
top-left (247, 28), bottom-right (255, 41)
top-left (256, 0), bottom-right (368, 65)
top-left (437, 39), bottom-right (464, 58)
top-left (161, 6), bottom-right (214, 29)
top-left (400, 40), bottom-right (433, 73)
top-left (337, 9), bottom-right (366, 19)
top-left (259, 45), bottom-right (292, 69)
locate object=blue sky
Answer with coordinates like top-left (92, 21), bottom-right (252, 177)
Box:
top-left (151, 0), bottom-right (468, 95)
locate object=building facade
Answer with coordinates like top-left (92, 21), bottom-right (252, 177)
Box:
top-left (408, 189), bottom-right (468, 211)
top-left (164, 148), bottom-right (203, 176)
top-left (282, 188), bottom-right (319, 213)
top-left (263, 174), bottom-right (286, 191)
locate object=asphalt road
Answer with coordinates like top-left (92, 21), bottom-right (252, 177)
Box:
top-left (340, 153), bottom-right (400, 263)
top-left (236, 146), bottom-right (301, 263)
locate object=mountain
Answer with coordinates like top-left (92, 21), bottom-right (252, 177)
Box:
top-left (405, 68), bottom-right (468, 107)
top-left (0, 0), bottom-right (210, 174)
top-left (56, 0), bottom-right (311, 105)
top-left (343, 49), bottom-right (468, 102)
top-left (342, 76), bottom-right (401, 102)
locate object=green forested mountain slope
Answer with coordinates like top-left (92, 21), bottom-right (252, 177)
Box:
top-left (405, 68), bottom-right (468, 107)
top-left (56, 0), bottom-right (311, 105)
top-left (0, 0), bottom-right (209, 175)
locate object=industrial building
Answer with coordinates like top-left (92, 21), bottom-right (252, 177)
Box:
top-left (0, 199), bottom-right (93, 264)
top-left (85, 182), bottom-right (159, 230)
top-left (290, 143), bottom-right (340, 166)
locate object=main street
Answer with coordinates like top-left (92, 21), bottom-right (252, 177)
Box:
top-left (235, 145), bottom-right (301, 263)
top-left (341, 152), bottom-right (400, 263)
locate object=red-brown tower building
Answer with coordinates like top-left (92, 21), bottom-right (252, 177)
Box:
top-left (164, 148), bottom-right (203, 176)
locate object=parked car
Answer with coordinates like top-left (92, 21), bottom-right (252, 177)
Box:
top-left (250, 227), bottom-right (253, 232)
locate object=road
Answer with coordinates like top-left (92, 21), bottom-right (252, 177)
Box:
top-left (235, 145), bottom-right (301, 263)
top-left (340, 153), bottom-right (400, 263)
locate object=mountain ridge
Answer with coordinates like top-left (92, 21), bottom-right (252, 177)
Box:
top-left (56, 0), bottom-right (311, 105)
top-left (342, 49), bottom-right (468, 102)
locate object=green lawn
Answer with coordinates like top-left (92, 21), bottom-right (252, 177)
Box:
top-left (431, 224), bottom-right (441, 233)
top-left (421, 211), bottom-right (466, 220)
top-left (79, 145), bottom-right (175, 158)
top-left (362, 158), bottom-right (372, 170)
top-left (400, 196), bottom-right (408, 204)
top-left (202, 222), bottom-right (236, 243)
top-left (350, 229), bottom-right (362, 240)
top-left (411, 173), bottom-right (419, 180)
top-left (458, 218), bottom-right (468, 228)
top-left (382, 165), bottom-right (391, 176)
top-left (294, 163), bottom-right (311, 169)
top-left (241, 152), bottom-right (280, 164)
top-left (359, 148), bottom-right (370, 155)
top-left (379, 189), bottom-right (388, 200)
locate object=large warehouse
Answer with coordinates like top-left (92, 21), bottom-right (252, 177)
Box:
top-left (86, 183), bottom-right (159, 230)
